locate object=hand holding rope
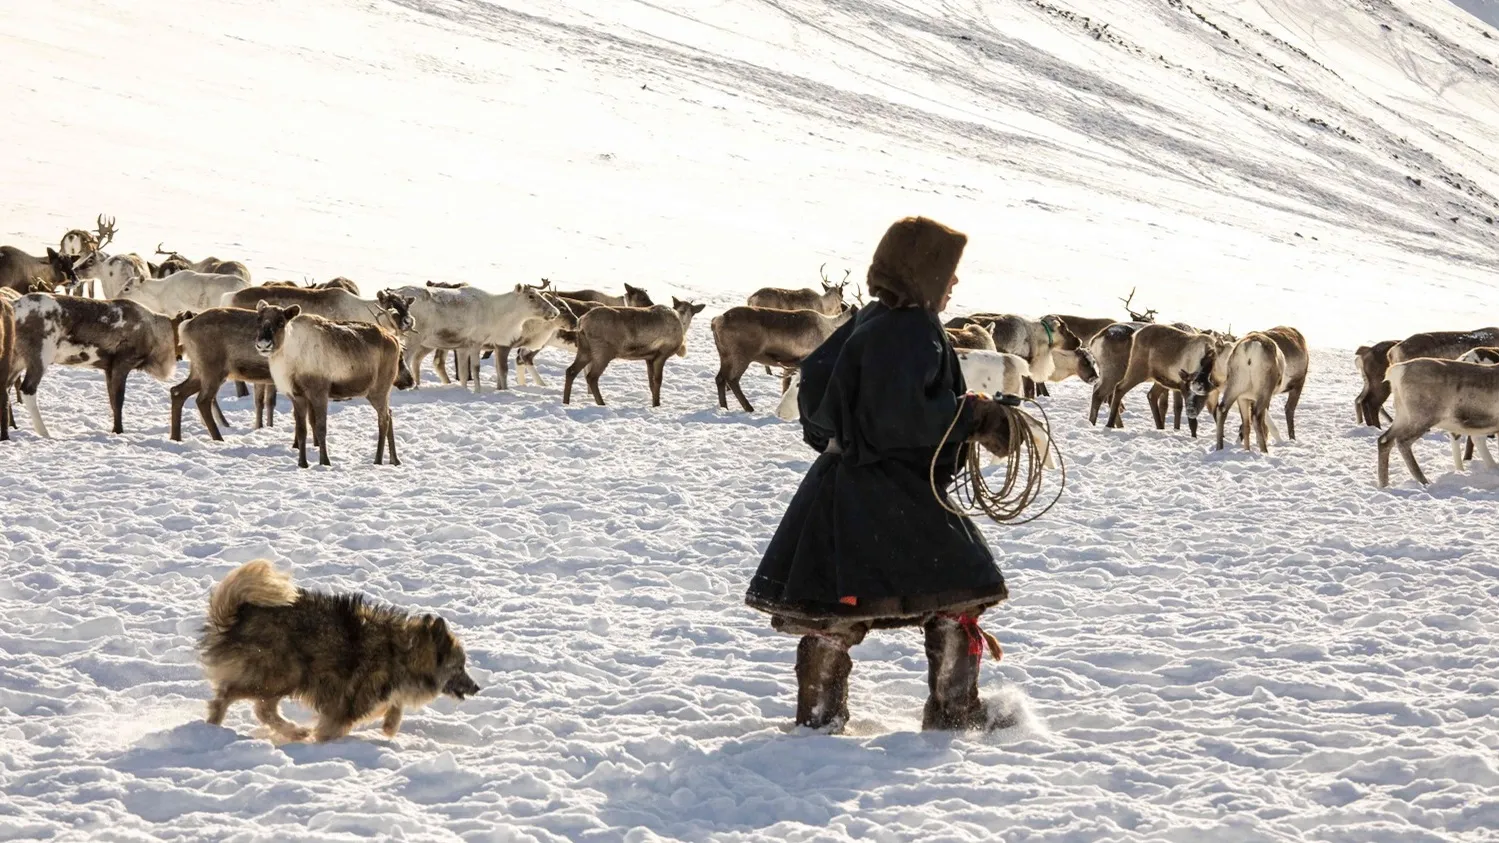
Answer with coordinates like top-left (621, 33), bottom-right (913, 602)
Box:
top-left (929, 392), bottom-right (1066, 525)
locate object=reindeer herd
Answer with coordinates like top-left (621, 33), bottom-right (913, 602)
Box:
top-left (0, 215), bottom-right (1491, 487)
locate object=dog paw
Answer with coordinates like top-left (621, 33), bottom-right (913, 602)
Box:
top-left (280, 727), bottom-right (312, 742)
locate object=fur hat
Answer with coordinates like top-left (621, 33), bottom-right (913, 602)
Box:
top-left (866, 216), bottom-right (968, 312)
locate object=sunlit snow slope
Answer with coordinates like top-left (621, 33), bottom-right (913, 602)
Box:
top-left (7, 0), bottom-right (1499, 346)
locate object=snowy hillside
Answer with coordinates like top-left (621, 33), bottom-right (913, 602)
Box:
top-left (5, 0), bottom-right (1499, 842)
top-left (8, 0), bottom-right (1499, 345)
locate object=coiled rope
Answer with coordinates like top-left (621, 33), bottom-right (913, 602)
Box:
top-left (930, 395), bottom-right (1066, 525)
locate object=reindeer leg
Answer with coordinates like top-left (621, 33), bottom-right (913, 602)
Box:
top-left (385, 405), bottom-right (399, 467)
top-left (727, 364), bottom-right (754, 413)
top-left (233, 380), bottom-right (249, 399)
top-left (291, 394), bottom-right (310, 469)
top-left (0, 366), bottom-right (9, 442)
top-left (586, 359), bottom-right (608, 406)
top-left (496, 345), bottom-right (511, 391)
top-left (1146, 384), bottom-right (1166, 430)
top-left (1450, 434), bottom-right (1466, 473)
top-left (1397, 435), bottom-right (1429, 486)
top-left (21, 374), bottom-right (49, 438)
top-left (1377, 430), bottom-right (1395, 488)
top-left (170, 375), bottom-right (200, 442)
top-left (648, 355), bottom-right (667, 407)
top-left (1473, 434), bottom-right (1499, 469)
top-left (105, 363), bottom-right (129, 434)
top-left (563, 354), bottom-right (585, 405)
top-left (1255, 402), bottom-right (1270, 454)
top-left (1284, 384), bottom-right (1302, 440)
top-left (210, 395), bottom-right (231, 431)
top-left (313, 393), bottom-right (331, 467)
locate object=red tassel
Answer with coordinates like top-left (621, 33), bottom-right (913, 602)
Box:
top-left (839, 595), bottom-right (858, 606)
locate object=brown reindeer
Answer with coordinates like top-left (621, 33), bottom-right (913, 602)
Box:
top-left (171, 308), bottom-right (279, 440)
top-left (712, 305), bottom-right (855, 412)
top-left (9, 294), bottom-right (189, 437)
top-left (319, 277), bottom-right (360, 295)
top-left (747, 264), bottom-right (849, 316)
top-left (1214, 332), bottom-right (1286, 452)
top-left (155, 243), bottom-right (250, 281)
top-left (1377, 358), bottom-right (1499, 486)
top-left (944, 321), bottom-right (996, 351)
top-left (1262, 326), bottom-right (1309, 440)
top-left (547, 283), bottom-right (654, 308)
top-left (253, 302), bottom-right (409, 468)
top-left (562, 298), bottom-right (705, 406)
top-left (1107, 323), bottom-right (1218, 435)
top-left (1086, 322), bottom-right (1144, 426)
top-left (0, 247), bottom-right (81, 295)
top-left (1388, 327), bottom-right (1499, 366)
top-left (0, 295), bottom-right (13, 441)
top-left (1354, 340), bottom-right (1398, 427)
top-left (1047, 315), bottom-right (1118, 347)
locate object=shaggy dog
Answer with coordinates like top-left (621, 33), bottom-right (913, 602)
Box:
top-left (198, 560), bottom-right (480, 742)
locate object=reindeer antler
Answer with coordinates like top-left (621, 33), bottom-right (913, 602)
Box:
top-left (819, 262), bottom-right (829, 284)
top-left (1120, 287), bottom-right (1157, 322)
top-left (155, 242), bottom-right (174, 257)
top-left (840, 268), bottom-right (851, 286)
top-left (94, 214), bottom-right (117, 250)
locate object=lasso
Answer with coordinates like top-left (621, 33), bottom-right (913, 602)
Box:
top-left (930, 395), bottom-right (1066, 525)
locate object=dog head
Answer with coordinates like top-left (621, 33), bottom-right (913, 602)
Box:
top-left (424, 615), bottom-right (480, 701)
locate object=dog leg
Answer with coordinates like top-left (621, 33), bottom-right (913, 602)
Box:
top-left (313, 716), bottom-right (354, 743)
top-left (381, 706), bottom-right (404, 738)
top-left (254, 698), bottom-right (311, 741)
top-left (206, 696), bottom-right (231, 726)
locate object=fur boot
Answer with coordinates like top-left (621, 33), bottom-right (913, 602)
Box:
top-left (922, 614), bottom-right (988, 731)
top-left (795, 633), bottom-right (856, 733)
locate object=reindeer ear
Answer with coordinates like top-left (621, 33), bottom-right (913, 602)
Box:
top-left (514, 283), bottom-right (524, 293)
top-left (402, 295), bottom-right (415, 306)
top-left (1179, 369), bottom-right (1191, 383)
top-left (285, 305), bottom-right (301, 319)
top-left (255, 300), bottom-right (269, 312)
top-left (692, 302), bottom-right (705, 314)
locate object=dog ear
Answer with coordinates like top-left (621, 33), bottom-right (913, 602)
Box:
top-left (428, 616), bottom-right (453, 663)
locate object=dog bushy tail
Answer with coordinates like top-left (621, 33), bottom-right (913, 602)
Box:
top-left (207, 559), bottom-right (298, 633)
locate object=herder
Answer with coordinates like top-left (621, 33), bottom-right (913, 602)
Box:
top-left (744, 215), bottom-right (1015, 733)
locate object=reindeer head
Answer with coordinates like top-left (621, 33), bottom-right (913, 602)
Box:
top-left (623, 283), bottom-right (654, 307)
top-left (1040, 314), bottom-right (1068, 346)
top-left (514, 283), bottom-right (561, 321)
top-left (45, 248), bottom-right (82, 287)
top-left (254, 301), bottom-right (301, 356)
top-left (819, 262), bottom-right (851, 298)
top-left (1074, 348), bottom-right (1101, 385)
top-left (1179, 347), bottom-right (1217, 421)
top-left (375, 290), bottom-right (418, 333)
top-left (394, 350), bottom-right (416, 390)
top-left (59, 229), bottom-right (98, 259)
top-left (672, 296), bottom-right (707, 357)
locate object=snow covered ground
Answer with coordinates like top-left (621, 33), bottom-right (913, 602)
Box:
top-left (4, 0), bottom-right (1499, 840)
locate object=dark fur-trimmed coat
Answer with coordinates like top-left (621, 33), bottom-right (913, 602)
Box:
top-left (745, 302), bottom-right (1008, 627)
